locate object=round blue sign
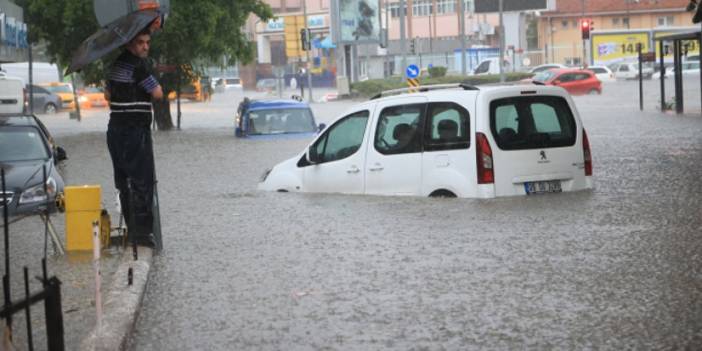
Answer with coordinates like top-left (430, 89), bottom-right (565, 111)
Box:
top-left (406, 64), bottom-right (420, 79)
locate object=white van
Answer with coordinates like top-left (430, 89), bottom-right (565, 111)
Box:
top-left (0, 76), bottom-right (25, 114)
top-left (258, 84), bottom-right (593, 198)
top-left (0, 62), bottom-right (61, 85)
top-left (473, 57), bottom-right (511, 75)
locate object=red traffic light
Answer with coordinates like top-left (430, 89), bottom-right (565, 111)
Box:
top-left (581, 18), bottom-right (591, 40)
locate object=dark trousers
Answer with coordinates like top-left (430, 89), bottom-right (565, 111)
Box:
top-left (106, 124), bottom-right (155, 242)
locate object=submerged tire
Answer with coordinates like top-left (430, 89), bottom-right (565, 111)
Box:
top-left (429, 189), bottom-right (457, 198)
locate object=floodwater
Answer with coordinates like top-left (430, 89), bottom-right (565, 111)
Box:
top-left (10, 79), bottom-right (702, 350)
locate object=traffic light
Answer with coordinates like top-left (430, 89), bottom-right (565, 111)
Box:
top-left (300, 28), bottom-right (310, 51)
top-left (410, 38), bottom-right (416, 54)
top-left (580, 18), bottom-right (591, 40)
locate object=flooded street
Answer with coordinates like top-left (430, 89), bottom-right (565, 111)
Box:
top-left (34, 80), bottom-right (702, 349)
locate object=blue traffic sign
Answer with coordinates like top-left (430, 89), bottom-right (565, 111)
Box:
top-left (406, 64), bottom-right (420, 79)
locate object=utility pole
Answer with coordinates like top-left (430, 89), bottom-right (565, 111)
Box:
top-left (459, 0), bottom-right (466, 75)
top-left (499, 0), bottom-right (505, 82)
top-left (303, 0), bottom-right (313, 103)
top-left (400, 0), bottom-right (407, 72)
top-left (582, 0), bottom-right (587, 67)
top-left (385, 0), bottom-right (390, 77)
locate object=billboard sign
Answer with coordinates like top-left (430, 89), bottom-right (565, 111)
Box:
top-left (339, 0), bottom-right (380, 43)
top-left (265, 18), bottom-right (285, 32)
top-left (591, 32), bottom-right (650, 65)
top-left (474, 0), bottom-right (549, 13)
top-left (654, 30), bottom-right (700, 61)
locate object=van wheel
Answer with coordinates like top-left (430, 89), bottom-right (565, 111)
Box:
top-left (44, 103), bottom-right (57, 114)
top-left (429, 189), bottom-right (456, 198)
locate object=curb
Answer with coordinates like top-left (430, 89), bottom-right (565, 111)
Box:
top-left (79, 246), bottom-right (153, 351)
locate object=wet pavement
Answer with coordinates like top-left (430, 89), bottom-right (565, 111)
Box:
top-left (5, 79), bottom-right (702, 350)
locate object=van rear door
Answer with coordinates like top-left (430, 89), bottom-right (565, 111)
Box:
top-left (483, 92), bottom-right (588, 196)
top-left (0, 77), bottom-right (24, 114)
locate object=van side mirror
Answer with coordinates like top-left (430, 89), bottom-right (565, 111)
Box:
top-left (317, 123), bottom-right (326, 132)
top-left (306, 147), bottom-right (321, 164)
top-left (55, 146), bottom-right (67, 162)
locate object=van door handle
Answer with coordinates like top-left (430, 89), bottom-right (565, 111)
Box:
top-left (369, 163), bottom-right (384, 172)
top-left (347, 166), bottom-right (360, 174)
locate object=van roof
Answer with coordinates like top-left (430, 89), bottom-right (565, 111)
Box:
top-left (370, 83), bottom-right (567, 103)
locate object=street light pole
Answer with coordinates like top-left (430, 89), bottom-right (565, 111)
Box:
top-left (582, 0), bottom-right (587, 67)
top-left (459, 0), bottom-right (466, 76)
top-left (400, 0), bottom-right (407, 72)
top-left (499, 0), bottom-right (505, 82)
top-left (303, 0), bottom-right (313, 102)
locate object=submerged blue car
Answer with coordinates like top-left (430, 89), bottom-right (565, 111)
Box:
top-left (235, 98), bottom-right (323, 138)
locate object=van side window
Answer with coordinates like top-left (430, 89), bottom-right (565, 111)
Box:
top-left (310, 110), bottom-right (369, 164)
top-left (424, 102), bottom-right (470, 151)
top-left (374, 104), bottom-right (424, 155)
top-left (490, 96), bottom-right (576, 150)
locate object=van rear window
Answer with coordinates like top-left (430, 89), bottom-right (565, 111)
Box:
top-left (490, 96), bottom-right (576, 150)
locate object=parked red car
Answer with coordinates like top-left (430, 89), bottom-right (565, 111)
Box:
top-left (531, 68), bottom-right (602, 95)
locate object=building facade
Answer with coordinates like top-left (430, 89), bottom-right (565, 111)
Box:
top-left (538, 0), bottom-right (694, 66)
top-left (0, 0), bottom-right (28, 63)
top-left (247, 0), bottom-right (507, 83)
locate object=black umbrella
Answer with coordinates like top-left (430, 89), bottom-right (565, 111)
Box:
top-left (66, 9), bottom-right (162, 74)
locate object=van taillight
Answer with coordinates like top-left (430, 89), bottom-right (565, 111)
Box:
top-left (583, 129), bottom-right (592, 176)
top-left (476, 132), bottom-right (494, 184)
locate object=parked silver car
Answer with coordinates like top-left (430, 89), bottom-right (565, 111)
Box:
top-left (0, 115), bottom-right (67, 217)
top-left (27, 84), bottom-right (62, 114)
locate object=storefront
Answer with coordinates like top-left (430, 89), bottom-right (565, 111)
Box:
top-left (0, 0), bottom-right (29, 63)
top-left (255, 13), bottom-right (336, 86)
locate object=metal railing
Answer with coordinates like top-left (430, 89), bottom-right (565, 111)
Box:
top-left (1, 168), bottom-right (65, 351)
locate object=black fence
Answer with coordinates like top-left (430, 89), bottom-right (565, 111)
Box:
top-left (1, 168), bottom-right (65, 350)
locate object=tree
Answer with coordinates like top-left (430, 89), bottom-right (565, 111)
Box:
top-left (20, 0), bottom-right (273, 130)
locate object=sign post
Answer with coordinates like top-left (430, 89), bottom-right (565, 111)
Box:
top-left (406, 64), bottom-right (420, 92)
top-left (638, 47), bottom-right (656, 111)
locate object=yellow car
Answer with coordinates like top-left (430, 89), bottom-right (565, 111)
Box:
top-left (38, 82), bottom-right (76, 110)
top-left (78, 86), bottom-right (108, 109)
top-left (167, 78), bottom-right (210, 102)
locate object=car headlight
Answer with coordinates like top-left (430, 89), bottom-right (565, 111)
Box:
top-left (260, 168), bottom-right (272, 182)
top-left (19, 177), bottom-right (57, 205)
top-left (78, 95), bottom-right (89, 103)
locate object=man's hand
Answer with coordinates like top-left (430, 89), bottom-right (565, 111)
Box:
top-left (151, 85), bottom-right (163, 100)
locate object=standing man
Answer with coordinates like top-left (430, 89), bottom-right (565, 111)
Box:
top-left (104, 28), bottom-right (163, 248)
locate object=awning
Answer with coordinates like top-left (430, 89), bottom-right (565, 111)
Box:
top-left (314, 36), bottom-right (336, 49)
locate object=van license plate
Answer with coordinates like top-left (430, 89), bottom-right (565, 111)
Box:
top-left (525, 180), bottom-right (562, 194)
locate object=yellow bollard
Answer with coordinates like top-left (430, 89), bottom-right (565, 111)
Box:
top-left (65, 185), bottom-right (102, 251)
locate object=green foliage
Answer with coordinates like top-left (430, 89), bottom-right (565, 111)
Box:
top-left (20, 0), bottom-right (273, 88)
top-left (427, 66), bottom-right (447, 78)
top-left (351, 73), bottom-right (533, 98)
top-left (17, 0), bottom-right (102, 79)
